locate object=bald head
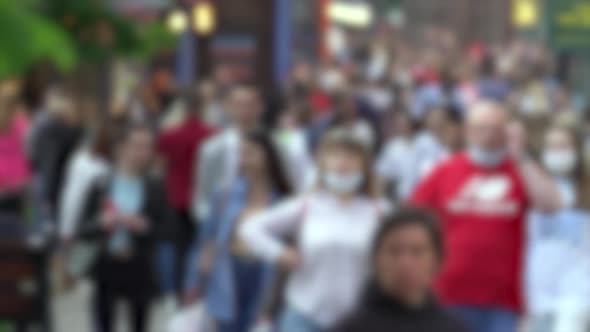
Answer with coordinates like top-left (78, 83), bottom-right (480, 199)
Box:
top-left (467, 101), bottom-right (508, 125)
top-left (466, 101), bottom-right (509, 151)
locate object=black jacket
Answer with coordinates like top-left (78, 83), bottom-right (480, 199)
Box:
top-left (333, 283), bottom-right (469, 332)
top-left (30, 115), bottom-right (83, 211)
top-left (77, 174), bottom-right (174, 299)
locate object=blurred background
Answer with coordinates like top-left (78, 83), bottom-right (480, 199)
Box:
top-left (2, 0), bottom-right (590, 331)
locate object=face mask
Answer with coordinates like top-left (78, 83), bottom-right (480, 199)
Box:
top-left (542, 149), bottom-right (577, 176)
top-left (323, 171), bottom-right (364, 195)
top-left (318, 69), bottom-right (345, 92)
top-left (467, 146), bottom-right (507, 168)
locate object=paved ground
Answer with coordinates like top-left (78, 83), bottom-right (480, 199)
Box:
top-left (52, 281), bottom-right (170, 332)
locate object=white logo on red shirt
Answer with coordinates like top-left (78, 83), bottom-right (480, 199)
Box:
top-left (447, 175), bottom-right (520, 216)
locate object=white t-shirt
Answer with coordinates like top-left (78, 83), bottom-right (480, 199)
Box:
top-left (240, 191), bottom-right (390, 327)
top-left (59, 149), bottom-right (110, 238)
top-left (272, 128), bottom-right (315, 193)
top-left (413, 131), bottom-right (449, 176)
top-left (376, 137), bottom-right (416, 199)
top-left (376, 133), bottom-right (448, 200)
top-left (526, 179), bottom-right (590, 315)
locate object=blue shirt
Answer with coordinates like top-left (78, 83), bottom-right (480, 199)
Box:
top-left (107, 173), bottom-right (145, 255)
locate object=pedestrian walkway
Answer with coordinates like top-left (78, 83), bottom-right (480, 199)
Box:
top-left (53, 281), bottom-right (170, 332)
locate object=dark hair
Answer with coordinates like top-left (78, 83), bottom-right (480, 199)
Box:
top-left (331, 92), bottom-right (358, 121)
top-left (479, 54), bottom-right (497, 77)
top-left (372, 206), bottom-right (444, 260)
top-left (90, 119), bottom-right (116, 161)
top-left (244, 131), bottom-right (293, 196)
top-left (181, 87), bottom-right (201, 115)
top-left (114, 121), bottom-right (154, 146)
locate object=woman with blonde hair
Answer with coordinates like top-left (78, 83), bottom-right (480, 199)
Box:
top-left (240, 128), bottom-right (390, 332)
top-left (525, 120), bottom-right (590, 332)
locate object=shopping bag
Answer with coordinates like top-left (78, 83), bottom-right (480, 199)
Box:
top-left (168, 302), bottom-right (215, 332)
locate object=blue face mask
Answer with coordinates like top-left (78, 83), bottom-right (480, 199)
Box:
top-left (467, 146), bottom-right (507, 168)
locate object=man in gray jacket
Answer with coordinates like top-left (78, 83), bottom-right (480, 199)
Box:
top-left (192, 85), bottom-right (263, 222)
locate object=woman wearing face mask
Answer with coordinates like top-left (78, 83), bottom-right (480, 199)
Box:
top-left (183, 132), bottom-right (293, 332)
top-left (240, 129), bottom-right (389, 332)
top-left (332, 208), bottom-right (469, 332)
top-left (525, 123), bottom-right (590, 332)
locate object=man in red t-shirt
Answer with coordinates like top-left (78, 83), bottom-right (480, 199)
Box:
top-left (157, 91), bottom-right (216, 295)
top-left (409, 101), bottom-right (560, 332)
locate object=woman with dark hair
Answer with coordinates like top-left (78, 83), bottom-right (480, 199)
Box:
top-left (333, 207), bottom-right (468, 332)
top-left (78, 123), bottom-right (172, 332)
top-left (183, 131), bottom-right (292, 332)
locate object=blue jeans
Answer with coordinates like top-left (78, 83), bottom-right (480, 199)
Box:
top-left (452, 306), bottom-right (518, 332)
top-left (156, 242), bottom-right (177, 294)
top-left (279, 308), bottom-right (324, 332)
top-left (217, 257), bottom-right (265, 332)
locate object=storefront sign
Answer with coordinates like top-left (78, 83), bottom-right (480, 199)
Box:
top-left (548, 0), bottom-right (590, 50)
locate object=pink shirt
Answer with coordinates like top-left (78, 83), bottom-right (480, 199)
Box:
top-left (0, 113), bottom-right (31, 191)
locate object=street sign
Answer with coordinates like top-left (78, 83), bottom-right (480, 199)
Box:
top-left (548, 0), bottom-right (590, 50)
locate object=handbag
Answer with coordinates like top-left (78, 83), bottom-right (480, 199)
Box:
top-left (168, 301), bottom-right (216, 332)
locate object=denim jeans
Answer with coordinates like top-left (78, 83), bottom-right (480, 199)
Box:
top-left (451, 306), bottom-right (518, 332)
top-left (216, 256), bottom-right (265, 332)
top-left (279, 308), bottom-right (324, 332)
top-left (156, 242), bottom-right (177, 294)
top-left (526, 311), bottom-right (590, 332)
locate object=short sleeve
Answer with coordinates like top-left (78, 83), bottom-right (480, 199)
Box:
top-left (408, 162), bottom-right (444, 208)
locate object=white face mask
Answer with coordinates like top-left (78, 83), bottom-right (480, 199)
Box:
top-left (323, 171), bottom-right (364, 195)
top-left (542, 149), bottom-right (577, 176)
top-left (318, 69), bottom-right (345, 92)
top-left (467, 146), bottom-right (507, 168)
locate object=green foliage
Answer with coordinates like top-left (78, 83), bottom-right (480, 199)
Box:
top-left (136, 21), bottom-right (178, 59)
top-left (0, 0), bottom-right (77, 78)
top-left (45, 0), bottom-right (177, 62)
top-left (0, 0), bottom-right (178, 78)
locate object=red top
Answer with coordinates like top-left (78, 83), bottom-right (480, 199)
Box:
top-left (309, 90), bottom-right (332, 115)
top-left (158, 118), bottom-right (216, 210)
top-left (410, 153), bottom-right (528, 312)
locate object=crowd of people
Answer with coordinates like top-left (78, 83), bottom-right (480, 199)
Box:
top-left (1, 27), bottom-right (590, 332)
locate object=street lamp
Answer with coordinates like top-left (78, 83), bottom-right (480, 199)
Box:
top-left (166, 9), bottom-right (188, 34)
top-left (192, 1), bottom-right (216, 36)
top-left (512, 0), bottom-right (539, 28)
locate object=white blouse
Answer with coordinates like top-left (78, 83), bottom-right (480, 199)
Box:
top-left (240, 191), bottom-right (390, 327)
top-left (526, 179), bottom-right (590, 315)
top-left (59, 149), bottom-right (110, 239)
